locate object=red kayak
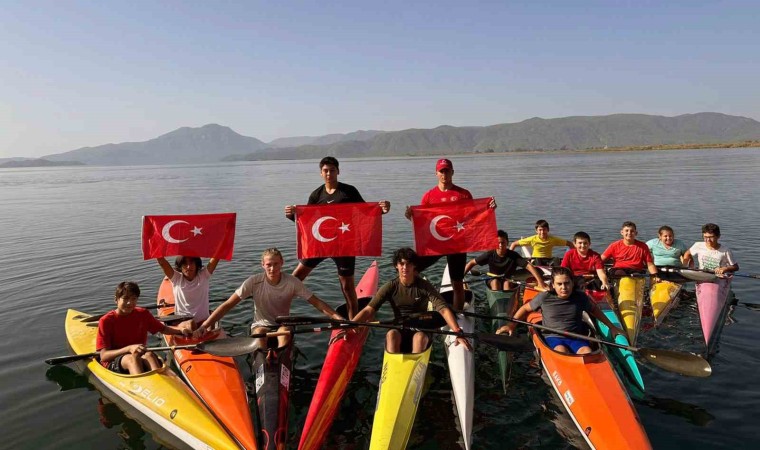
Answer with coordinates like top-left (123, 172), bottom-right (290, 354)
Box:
top-left (298, 261), bottom-right (380, 450)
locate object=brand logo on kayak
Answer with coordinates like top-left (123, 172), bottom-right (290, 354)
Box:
top-left (564, 390), bottom-right (575, 406)
top-left (128, 382), bottom-right (166, 407)
top-left (280, 365), bottom-right (291, 390)
top-left (412, 362), bottom-right (427, 404)
top-left (552, 370), bottom-right (562, 387)
top-left (256, 364), bottom-right (265, 393)
top-left (375, 362), bottom-right (388, 412)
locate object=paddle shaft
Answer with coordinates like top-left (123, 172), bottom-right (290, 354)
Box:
top-left (80, 298), bottom-right (228, 323)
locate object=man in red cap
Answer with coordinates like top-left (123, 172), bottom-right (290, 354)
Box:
top-left (405, 158), bottom-right (496, 310)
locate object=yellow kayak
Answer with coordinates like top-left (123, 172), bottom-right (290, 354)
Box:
top-left (650, 280), bottom-right (682, 327)
top-left (614, 277), bottom-right (645, 345)
top-left (368, 342), bottom-right (432, 450)
top-left (65, 309), bottom-right (239, 450)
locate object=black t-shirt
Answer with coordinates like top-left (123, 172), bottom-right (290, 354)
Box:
top-left (307, 182), bottom-right (364, 205)
top-left (528, 290), bottom-right (593, 335)
top-left (368, 276), bottom-right (448, 319)
top-left (474, 249), bottom-right (527, 276)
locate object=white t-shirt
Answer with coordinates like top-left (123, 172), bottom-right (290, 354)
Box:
top-left (170, 268), bottom-right (211, 322)
top-left (688, 242), bottom-right (737, 271)
top-left (235, 273), bottom-right (314, 327)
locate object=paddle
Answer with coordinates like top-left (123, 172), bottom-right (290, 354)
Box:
top-left (460, 311), bottom-right (712, 377)
top-left (277, 314), bottom-right (534, 352)
top-left (657, 267), bottom-right (718, 282)
top-left (439, 273), bottom-right (506, 289)
top-left (79, 298), bottom-right (227, 323)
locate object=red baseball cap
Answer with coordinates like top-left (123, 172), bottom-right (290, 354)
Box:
top-left (436, 158), bottom-right (453, 171)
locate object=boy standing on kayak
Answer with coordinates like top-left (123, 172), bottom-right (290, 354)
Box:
top-left (195, 248), bottom-right (344, 349)
top-left (97, 281), bottom-right (190, 375)
top-left (601, 222), bottom-right (659, 281)
top-left (646, 226), bottom-right (689, 268)
top-left (405, 158), bottom-right (496, 311)
top-left (561, 231), bottom-right (610, 290)
top-left (496, 267), bottom-right (624, 354)
top-left (682, 223), bottom-right (739, 276)
top-left (284, 156), bottom-right (390, 319)
top-left (353, 247), bottom-right (471, 353)
top-left (156, 256), bottom-right (219, 332)
top-left (464, 229), bottom-right (548, 291)
top-left (509, 220), bottom-right (573, 266)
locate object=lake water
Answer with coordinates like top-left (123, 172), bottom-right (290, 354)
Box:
top-left (2, 148), bottom-right (759, 449)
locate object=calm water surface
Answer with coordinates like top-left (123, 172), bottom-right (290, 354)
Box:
top-left (2, 149), bottom-right (759, 449)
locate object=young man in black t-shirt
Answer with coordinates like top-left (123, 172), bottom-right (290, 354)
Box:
top-left (464, 230), bottom-right (548, 291)
top-left (284, 156), bottom-right (390, 319)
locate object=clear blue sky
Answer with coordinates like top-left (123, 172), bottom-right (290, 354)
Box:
top-left (2, 0), bottom-right (759, 158)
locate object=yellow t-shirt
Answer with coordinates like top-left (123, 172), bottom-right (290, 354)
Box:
top-left (517, 235), bottom-right (568, 258)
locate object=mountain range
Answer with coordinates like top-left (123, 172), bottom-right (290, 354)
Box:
top-left (26, 112), bottom-right (760, 166)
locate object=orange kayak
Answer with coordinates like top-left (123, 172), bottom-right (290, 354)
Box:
top-left (522, 286), bottom-right (651, 450)
top-left (158, 278), bottom-right (258, 450)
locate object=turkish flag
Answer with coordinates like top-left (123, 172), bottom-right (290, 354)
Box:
top-left (295, 203), bottom-right (382, 259)
top-left (411, 198), bottom-right (496, 256)
top-left (141, 213), bottom-right (236, 260)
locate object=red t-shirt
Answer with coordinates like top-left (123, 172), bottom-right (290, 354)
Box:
top-left (602, 240), bottom-right (653, 270)
top-left (96, 308), bottom-right (165, 367)
top-left (561, 248), bottom-right (603, 275)
top-left (420, 184), bottom-right (472, 205)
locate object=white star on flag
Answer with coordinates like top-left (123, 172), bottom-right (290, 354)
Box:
top-left (191, 226), bottom-right (203, 236)
top-left (455, 221), bottom-right (465, 232)
top-left (339, 222), bottom-right (351, 233)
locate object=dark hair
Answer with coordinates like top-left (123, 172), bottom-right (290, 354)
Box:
top-left (550, 266), bottom-right (574, 281)
top-left (392, 247), bottom-right (418, 266)
top-left (174, 256), bottom-right (203, 271)
top-left (573, 231), bottom-right (591, 242)
top-left (535, 220), bottom-right (549, 229)
top-left (702, 223), bottom-right (721, 237)
top-left (658, 225), bottom-right (674, 235)
top-left (497, 229), bottom-right (509, 240)
top-left (319, 156), bottom-right (339, 169)
top-left (115, 281), bottom-right (140, 301)
top-left (622, 221), bottom-right (637, 230)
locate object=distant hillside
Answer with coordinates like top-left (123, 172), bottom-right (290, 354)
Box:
top-left (44, 124), bottom-right (267, 166)
top-left (228, 112), bottom-right (760, 161)
top-left (0, 158), bottom-right (84, 168)
top-left (268, 130), bottom-right (385, 148)
top-left (34, 112), bottom-right (760, 166)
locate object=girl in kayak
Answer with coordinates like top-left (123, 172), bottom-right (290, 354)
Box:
top-left (682, 223), bottom-right (739, 276)
top-left (353, 247), bottom-right (472, 353)
top-left (497, 267), bottom-right (624, 354)
top-left (97, 281), bottom-right (189, 374)
top-left (464, 229), bottom-right (548, 291)
top-left (157, 256), bottom-right (219, 332)
top-left (646, 225), bottom-right (689, 268)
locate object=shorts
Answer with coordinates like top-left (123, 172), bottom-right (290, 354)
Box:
top-left (107, 355), bottom-right (127, 374)
top-left (301, 256), bottom-right (356, 277)
top-left (545, 336), bottom-right (590, 354)
top-left (532, 257), bottom-right (560, 267)
top-left (397, 329), bottom-right (433, 354)
top-left (415, 253), bottom-right (467, 281)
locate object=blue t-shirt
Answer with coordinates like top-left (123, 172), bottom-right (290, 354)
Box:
top-left (646, 238), bottom-right (689, 267)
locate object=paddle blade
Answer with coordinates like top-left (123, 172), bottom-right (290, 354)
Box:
top-left (640, 348), bottom-right (712, 378)
top-left (197, 337), bottom-right (260, 357)
top-left (476, 333), bottom-right (534, 352)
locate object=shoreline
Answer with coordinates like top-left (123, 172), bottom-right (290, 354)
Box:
top-left (476, 140), bottom-right (760, 157)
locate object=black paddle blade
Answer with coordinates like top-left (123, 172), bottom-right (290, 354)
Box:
top-left (476, 333), bottom-right (534, 352)
top-left (640, 348), bottom-right (712, 378)
top-left (197, 337), bottom-right (260, 357)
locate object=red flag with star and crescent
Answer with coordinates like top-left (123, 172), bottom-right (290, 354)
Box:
top-left (295, 203), bottom-right (382, 259)
top-left (141, 213), bottom-right (236, 260)
top-left (410, 198), bottom-right (496, 256)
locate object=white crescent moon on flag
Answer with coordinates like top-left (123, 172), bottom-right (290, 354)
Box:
top-left (430, 215), bottom-right (453, 241)
top-left (162, 220), bottom-right (190, 244)
top-left (312, 216), bottom-right (337, 242)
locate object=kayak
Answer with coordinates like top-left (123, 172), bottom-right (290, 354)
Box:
top-left (650, 280), bottom-right (683, 327)
top-left (485, 284), bottom-right (519, 393)
top-left (439, 264), bottom-right (474, 450)
top-left (586, 289), bottom-right (645, 399)
top-left (368, 337), bottom-right (433, 449)
top-left (521, 291), bottom-right (652, 449)
top-left (298, 261), bottom-right (380, 450)
top-left (519, 244), bottom-right (552, 276)
top-left (696, 277), bottom-right (733, 355)
top-left (612, 276), bottom-right (645, 345)
top-left (65, 309), bottom-right (239, 450)
top-left (157, 279), bottom-right (258, 450)
top-left (251, 337), bottom-right (294, 450)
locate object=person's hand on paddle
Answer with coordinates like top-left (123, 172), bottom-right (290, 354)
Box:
top-left (378, 200), bottom-right (391, 214)
top-left (193, 324), bottom-right (210, 339)
top-left (600, 280), bottom-right (610, 290)
top-left (496, 324), bottom-right (516, 336)
top-left (127, 344), bottom-right (146, 356)
top-left (453, 330), bottom-right (473, 351)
